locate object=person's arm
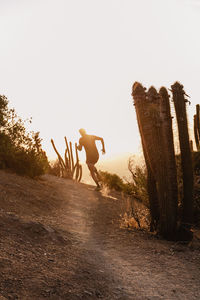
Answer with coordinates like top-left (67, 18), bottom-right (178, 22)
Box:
top-left (77, 138), bottom-right (83, 151)
top-left (95, 136), bottom-right (106, 154)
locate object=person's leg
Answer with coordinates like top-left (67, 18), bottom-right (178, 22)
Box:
top-left (94, 166), bottom-right (101, 182)
top-left (87, 163), bottom-right (100, 187)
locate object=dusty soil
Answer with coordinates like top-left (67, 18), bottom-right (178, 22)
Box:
top-left (0, 170), bottom-right (200, 300)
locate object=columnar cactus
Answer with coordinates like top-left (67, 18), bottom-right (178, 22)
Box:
top-left (196, 104), bottom-right (200, 142)
top-left (132, 82), bottom-right (178, 239)
top-left (51, 137), bottom-right (82, 182)
top-left (132, 83), bottom-right (160, 234)
top-left (51, 139), bottom-right (66, 178)
top-left (171, 82), bottom-right (194, 229)
top-left (159, 87), bottom-right (178, 235)
top-left (194, 104), bottom-right (200, 150)
top-left (75, 143), bottom-right (82, 182)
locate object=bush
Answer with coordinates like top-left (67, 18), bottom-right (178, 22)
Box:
top-left (0, 95), bottom-right (49, 178)
top-left (126, 158), bottom-right (148, 207)
top-left (99, 159), bottom-right (148, 207)
top-left (99, 171), bottom-right (125, 192)
top-left (98, 161), bottom-right (150, 230)
top-left (49, 159), bottom-right (61, 177)
top-left (108, 154), bottom-right (200, 229)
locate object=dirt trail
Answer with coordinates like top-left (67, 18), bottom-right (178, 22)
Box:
top-left (0, 171), bottom-right (200, 299)
top-left (45, 175), bottom-right (200, 300)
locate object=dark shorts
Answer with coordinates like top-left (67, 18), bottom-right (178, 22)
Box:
top-left (86, 154), bottom-right (99, 165)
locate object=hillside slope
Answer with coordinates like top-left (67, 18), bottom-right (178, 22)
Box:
top-left (0, 170), bottom-right (200, 300)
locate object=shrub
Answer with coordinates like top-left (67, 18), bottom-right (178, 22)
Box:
top-left (0, 95), bottom-right (49, 177)
top-left (99, 159), bottom-right (148, 207)
top-left (126, 157), bottom-right (148, 207)
top-left (98, 162), bottom-right (150, 230)
top-left (99, 171), bottom-right (125, 191)
top-left (49, 159), bottom-right (61, 177)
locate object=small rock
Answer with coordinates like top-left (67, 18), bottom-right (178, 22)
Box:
top-left (84, 290), bottom-right (93, 296)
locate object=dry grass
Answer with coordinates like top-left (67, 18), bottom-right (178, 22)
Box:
top-left (119, 195), bottom-right (150, 230)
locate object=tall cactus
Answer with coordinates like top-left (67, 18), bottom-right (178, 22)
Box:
top-left (159, 87), bottom-right (178, 235)
top-left (147, 86), bottom-right (177, 238)
top-left (75, 143), bottom-right (82, 182)
top-left (132, 83), bottom-right (168, 234)
top-left (146, 161), bottom-right (159, 232)
top-left (51, 137), bottom-right (82, 182)
top-left (194, 104), bottom-right (200, 150)
top-left (171, 82), bottom-right (193, 229)
top-left (132, 83), bottom-right (160, 230)
top-left (51, 139), bottom-right (66, 177)
top-left (196, 104), bottom-right (200, 143)
top-left (132, 82), bottom-right (178, 239)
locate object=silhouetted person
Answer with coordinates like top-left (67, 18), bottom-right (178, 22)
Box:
top-left (77, 128), bottom-right (105, 188)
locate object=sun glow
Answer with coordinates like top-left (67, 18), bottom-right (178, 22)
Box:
top-left (0, 0), bottom-right (200, 175)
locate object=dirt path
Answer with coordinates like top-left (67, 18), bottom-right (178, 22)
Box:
top-left (43, 175), bottom-right (200, 300)
top-left (0, 171), bottom-right (200, 299)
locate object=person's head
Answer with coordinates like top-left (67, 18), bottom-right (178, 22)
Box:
top-left (79, 128), bottom-right (86, 137)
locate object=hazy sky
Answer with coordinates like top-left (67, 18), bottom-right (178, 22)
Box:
top-left (1, 0), bottom-right (200, 163)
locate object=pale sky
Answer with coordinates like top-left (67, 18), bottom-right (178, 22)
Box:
top-left (1, 0), bottom-right (200, 165)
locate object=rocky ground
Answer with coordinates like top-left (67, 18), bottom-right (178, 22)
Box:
top-left (0, 170), bottom-right (199, 300)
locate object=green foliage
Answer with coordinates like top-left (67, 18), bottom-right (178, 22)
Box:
top-left (0, 95), bottom-right (49, 177)
top-left (99, 171), bottom-right (125, 191)
top-left (126, 158), bottom-right (148, 207)
top-left (99, 159), bottom-right (150, 230)
top-left (99, 158), bottom-right (148, 207)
